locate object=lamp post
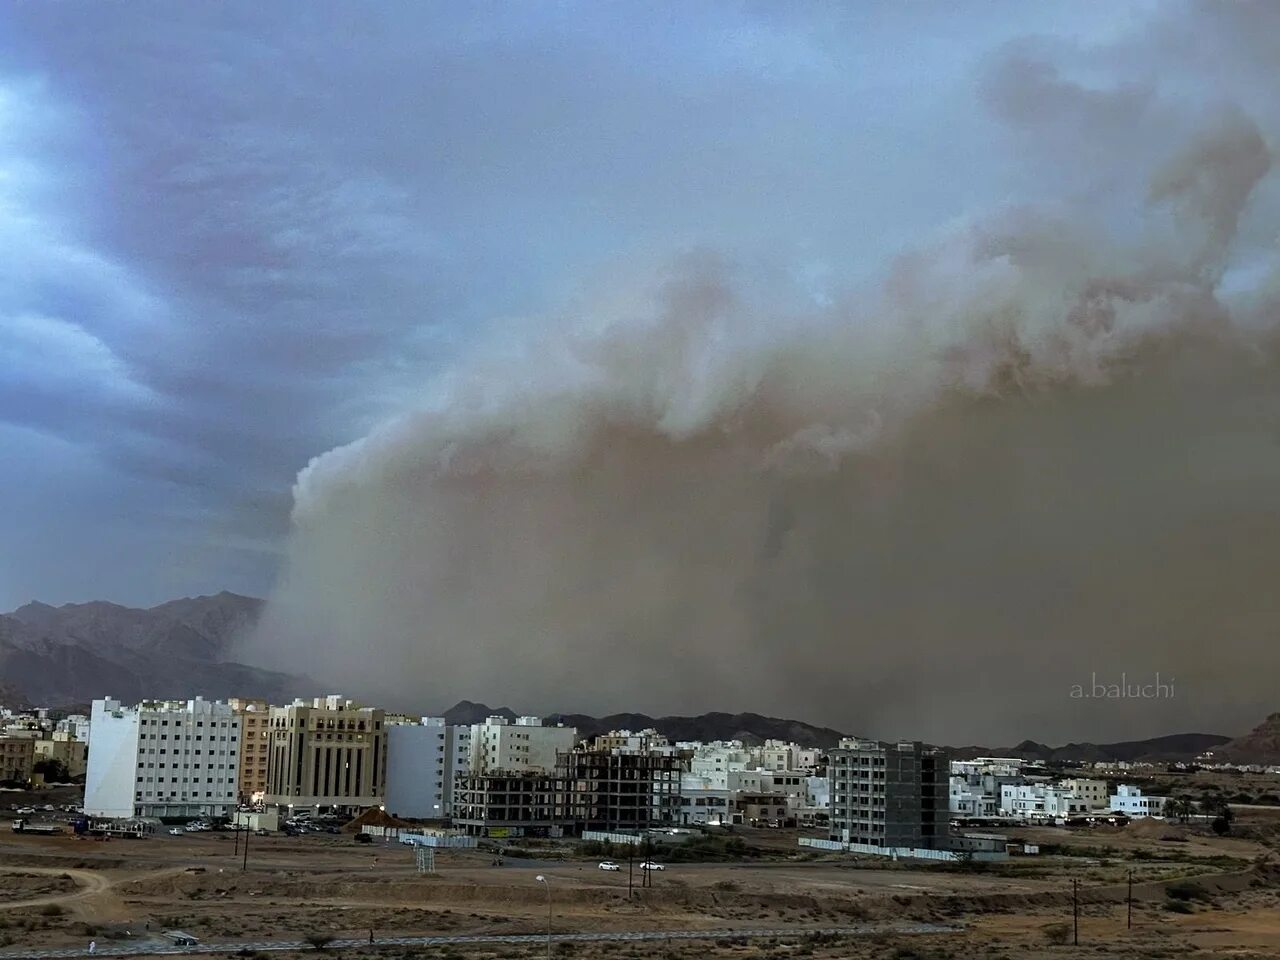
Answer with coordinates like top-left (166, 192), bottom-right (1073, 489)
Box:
top-left (535, 875), bottom-right (551, 960)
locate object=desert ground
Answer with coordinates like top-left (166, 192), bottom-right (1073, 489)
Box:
top-left (4, 798), bottom-right (1280, 959)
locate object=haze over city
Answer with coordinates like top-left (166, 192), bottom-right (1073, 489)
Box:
top-left (4, 2), bottom-right (1280, 745)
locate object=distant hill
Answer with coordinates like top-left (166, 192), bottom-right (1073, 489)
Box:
top-left (949, 732), bottom-right (1232, 765)
top-left (0, 592), bottom-right (304, 707)
top-left (1217, 713), bottom-right (1280, 765)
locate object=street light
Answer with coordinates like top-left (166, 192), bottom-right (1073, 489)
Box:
top-left (535, 875), bottom-right (551, 960)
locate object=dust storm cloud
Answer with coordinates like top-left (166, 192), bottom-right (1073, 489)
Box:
top-left (243, 11), bottom-right (1280, 745)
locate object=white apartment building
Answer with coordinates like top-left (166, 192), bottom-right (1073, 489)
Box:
top-left (759, 741), bottom-right (821, 773)
top-left (85, 697), bottom-right (240, 819)
top-left (56, 714), bottom-right (92, 744)
top-left (951, 757), bottom-right (1026, 780)
top-left (1110, 784), bottom-right (1169, 818)
top-left (384, 717), bottom-right (472, 819)
top-left (677, 773), bottom-right (735, 825)
top-left (999, 783), bottom-right (1090, 818)
top-left (468, 716), bottom-right (576, 775)
top-left (950, 776), bottom-right (1001, 817)
top-left (685, 742), bottom-right (753, 789)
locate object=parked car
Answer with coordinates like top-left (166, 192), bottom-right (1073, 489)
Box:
top-left (598, 861), bottom-right (620, 871)
top-left (640, 862), bottom-right (665, 871)
top-left (354, 832), bottom-right (374, 844)
top-left (169, 827), bottom-right (185, 835)
top-left (254, 828), bottom-right (270, 836)
top-left (15, 807), bottom-right (35, 815)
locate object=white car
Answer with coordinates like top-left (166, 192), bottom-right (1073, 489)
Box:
top-left (597, 861), bottom-right (620, 871)
top-left (640, 861), bottom-right (665, 871)
top-left (15, 807), bottom-right (35, 815)
top-left (169, 827), bottom-right (185, 835)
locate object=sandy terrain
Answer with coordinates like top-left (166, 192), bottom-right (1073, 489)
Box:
top-left (1, 814), bottom-right (1279, 958)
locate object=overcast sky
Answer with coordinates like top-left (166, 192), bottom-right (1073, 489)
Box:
top-left (0, 1), bottom-right (1267, 613)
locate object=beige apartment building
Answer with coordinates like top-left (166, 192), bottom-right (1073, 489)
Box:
top-left (230, 697), bottom-right (271, 803)
top-left (262, 696), bottom-right (387, 813)
top-left (34, 733), bottom-right (88, 778)
top-left (0, 737), bottom-right (35, 783)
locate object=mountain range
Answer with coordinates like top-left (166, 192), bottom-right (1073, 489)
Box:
top-left (3, 593), bottom-right (1275, 765)
top-left (0, 592), bottom-right (301, 708)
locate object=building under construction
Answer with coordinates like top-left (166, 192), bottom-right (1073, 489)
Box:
top-left (558, 748), bottom-right (683, 833)
top-left (452, 772), bottom-right (571, 837)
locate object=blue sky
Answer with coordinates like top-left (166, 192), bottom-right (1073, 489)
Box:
top-left (0, 0), bottom-right (1255, 610)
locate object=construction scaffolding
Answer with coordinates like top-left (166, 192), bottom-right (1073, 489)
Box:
top-left (452, 772), bottom-right (571, 837)
top-left (558, 749), bottom-right (683, 833)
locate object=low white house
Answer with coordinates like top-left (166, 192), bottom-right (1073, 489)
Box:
top-left (950, 777), bottom-right (1000, 817)
top-left (1110, 784), bottom-right (1169, 818)
top-left (1000, 783), bottom-right (1091, 818)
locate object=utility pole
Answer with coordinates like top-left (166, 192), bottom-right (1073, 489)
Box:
top-left (535, 875), bottom-right (551, 960)
top-left (628, 840), bottom-right (634, 900)
top-left (1072, 878), bottom-right (1079, 945)
top-left (1127, 869), bottom-right (1133, 930)
top-left (233, 821), bottom-right (240, 858)
top-left (242, 818), bottom-right (250, 872)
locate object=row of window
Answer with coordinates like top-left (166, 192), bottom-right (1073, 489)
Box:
top-left (140, 748), bottom-right (234, 755)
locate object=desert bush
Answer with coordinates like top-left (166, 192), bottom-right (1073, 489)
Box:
top-left (1165, 881), bottom-right (1210, 902)
top-left (39, 905), bottom-right (64, 918)
top-left (305, 933), bottom-right (335, 950)
top-left (1164, 899), bottom-right (1194, 914)
top-left (1040, 922), bottom-right (1069, 944)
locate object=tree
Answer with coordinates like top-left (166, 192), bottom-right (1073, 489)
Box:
top-left (33, 758), bottom-right (70, 782)
top-left (1175, 797), bottom-right (1195, 823)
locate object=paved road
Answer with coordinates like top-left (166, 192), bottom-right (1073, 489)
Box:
top-left (0, 923), bottom-right (959, 959)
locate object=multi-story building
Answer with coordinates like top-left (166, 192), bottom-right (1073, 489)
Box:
top-left (469, 716), bottom-right (577, 775)
top-left (1061, 778), bottom-right (1110, 810)
top-left (558, 745), bottom-right (683, 832)
top-left (262, 695), bottom-right (387, 813)
top-left (999, 783), bottom-right (1090, 818)
top-left (949, 776), bottom-right (1001, 818)
top-left (384, 717), bottom-right (472, 819)
top-left (684, 741), bottom-right (753, 788)
top-left (677, 772), bottom-right (735, 826)
top-left (55, 714), bottom-right (92, 744)
top-left (589, 729), bottom-right (673, 755)
top-left (828, 739), bottom-right (948, 850)
top-left (453, 771), bottom-right (570, 837)
top-left (1110, 784), bottom-right (1169, 818)
top-left (229, 698), bottom-right (271, 804)
top-left (0, 737), bottom-right (35, 784)
top-left (84, 697), bottom-right (240, 819)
